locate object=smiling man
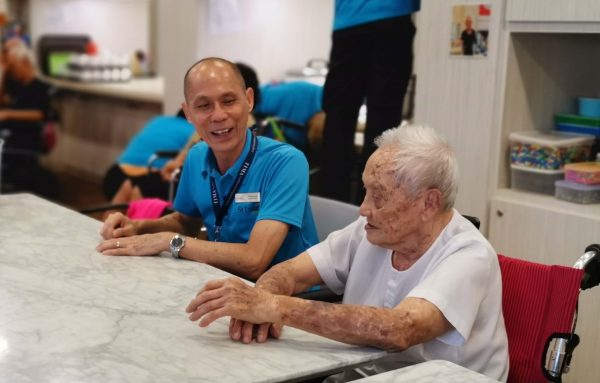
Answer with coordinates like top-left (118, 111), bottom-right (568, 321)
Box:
top-left (186, 125), bottom-right (509, 382)
top-left (97, 57), bottom-right (318, 280)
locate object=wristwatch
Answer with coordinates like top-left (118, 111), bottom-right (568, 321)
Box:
top-left (169, 234), bottom-right (186, 259)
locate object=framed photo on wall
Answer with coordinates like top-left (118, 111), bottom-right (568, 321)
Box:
top-left (450, 4), bottom-right (491, 57)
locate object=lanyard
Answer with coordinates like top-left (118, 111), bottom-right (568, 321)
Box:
top-left (209, 132), bottom-right (258, 241)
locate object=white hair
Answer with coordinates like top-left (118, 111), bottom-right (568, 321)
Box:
top-left (7, 41), bottom-right (36, 67)
top-left (374, 124), bottom-right (459, 209)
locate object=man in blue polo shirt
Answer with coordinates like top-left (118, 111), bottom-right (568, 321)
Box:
top-left (97, 57), bottom-right (318, 281)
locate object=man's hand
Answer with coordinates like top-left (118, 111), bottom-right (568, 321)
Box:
top-left (186, 278), bottom-right (280, 340)
top-left (100, 212), bottom-right (138, 239)
top-left (96, 232), bottom-right (172, 257)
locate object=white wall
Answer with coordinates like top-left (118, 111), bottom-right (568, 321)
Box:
top-left (413, 0), bottom-right (504, 231)
top-left (158, 0), bottom-right (334, 114)
top-left (29, 0), bottom-right (150, 57)
top-left (195, 0), bottom-right (333, 83)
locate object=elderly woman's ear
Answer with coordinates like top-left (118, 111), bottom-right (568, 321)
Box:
top-left (422, 188), bottom-right (444, 218)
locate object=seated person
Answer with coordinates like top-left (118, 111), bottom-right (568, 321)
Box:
top-left (185, 125), bottom-right (509, 381)
top-left (97, 57), bottom-right (319, 281)
top-left (253, 81), bottom-right (324, 151)
top-left (0, 39), bottom-right (54, 196)
top-left (102, 109), bottom-right (196, 205)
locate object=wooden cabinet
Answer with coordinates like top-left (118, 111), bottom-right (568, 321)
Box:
top-left (46, 92), bottom-right (162, 180)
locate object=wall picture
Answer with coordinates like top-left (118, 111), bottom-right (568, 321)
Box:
top-left (450, 4), bottom-right (491, 57)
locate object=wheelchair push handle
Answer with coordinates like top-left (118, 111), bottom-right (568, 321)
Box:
top-left (575, 244), bottom-right (600, 290)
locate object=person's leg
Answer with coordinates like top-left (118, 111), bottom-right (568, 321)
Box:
top-left (320, 25), bottom-right (370, 202)
top-left (101, 178), bottom-right (135, 221)
top-left (102, 164), bottom-right (128, 201)
top-left (363, 15), bottom-right (416, 159)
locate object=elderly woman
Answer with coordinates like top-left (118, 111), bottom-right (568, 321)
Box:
top-left (185, 124), bottom-right (509, 382)
top-left (0, 40), bottom-right (53, 195)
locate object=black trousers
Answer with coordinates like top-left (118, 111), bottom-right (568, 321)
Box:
top-left (320, 15), bottom-right (416, 203)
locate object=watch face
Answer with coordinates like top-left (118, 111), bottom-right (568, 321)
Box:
top-left (172, 237), bottom-right (183, 248)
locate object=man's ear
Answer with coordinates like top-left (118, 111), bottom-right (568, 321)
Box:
top-left (181, 102), bottom-right (191, 122)
top-left (246, 87), bottom-right (255, 112)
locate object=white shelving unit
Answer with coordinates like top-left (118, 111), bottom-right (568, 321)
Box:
top-left (416, 2), bottom-right (600, 381)
top-left (486, 4), bottom-right (600, 382)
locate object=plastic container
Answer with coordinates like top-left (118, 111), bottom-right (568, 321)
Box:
top-left (555, 179), bottom-right (600, 204)
top-left (578, 97), bottom-right (600, 118)
top-left (509, 130), bottom-right (594, 170)
top-left (511, 164), bottom-right (564, 195)
top-left (564, 162), bottom-right (600, 185)
top-left (555, 114), bottom-right (600, 136)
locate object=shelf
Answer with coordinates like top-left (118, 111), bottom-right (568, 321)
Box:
top-left (493, 188), bottom-right (600, 221)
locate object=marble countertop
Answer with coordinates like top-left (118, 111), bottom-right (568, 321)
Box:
top-left (354, 360), bottom-right (500, 383)
top-left (41, 76), bottom-right (164, 103)
top-left (0, 194), bottom-right (386, 383)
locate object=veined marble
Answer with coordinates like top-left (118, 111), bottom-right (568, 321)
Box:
top-left (0, 194), bottom-right (386, 383)
top-left (354, 360), bottom-right (501, 382)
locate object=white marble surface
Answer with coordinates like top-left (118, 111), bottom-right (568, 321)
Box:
top-left (354, 360), bottom-right (500, 383)
top-left (0, 194), bottom-right (386, 383)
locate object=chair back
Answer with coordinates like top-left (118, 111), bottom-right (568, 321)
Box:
top-left (498, 254), bottom-right (583, 383)
top-left (309, 195), bottom-right (359, 241)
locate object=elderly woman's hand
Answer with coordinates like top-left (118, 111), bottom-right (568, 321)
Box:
top-left (186, 278), bottom-right (280, 335)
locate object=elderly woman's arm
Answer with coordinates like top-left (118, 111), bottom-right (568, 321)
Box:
top-left (186, 253), bottom-right (452, 350)
top-left (0, 109), bottom-right (44, 121)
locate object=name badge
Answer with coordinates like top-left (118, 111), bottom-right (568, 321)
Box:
top-left (235, 192), bottom-right (261, 203)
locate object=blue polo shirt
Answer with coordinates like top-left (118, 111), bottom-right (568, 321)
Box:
top-left (118, 116), bottom-right (195, 168)
top-left (333, 0), bottom-right (420, 31)
top-left (254, 82), bottom-right (323, 149)
top-left (173, 129), bottom-right (318, 267)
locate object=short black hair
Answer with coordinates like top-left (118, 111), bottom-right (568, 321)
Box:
top-left (235, 62), bottom-right (260, 106)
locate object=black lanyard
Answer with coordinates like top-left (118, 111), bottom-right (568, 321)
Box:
top-left (209, 132), bottom-right (258, 241)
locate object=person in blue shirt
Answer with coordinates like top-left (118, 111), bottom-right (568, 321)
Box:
top-left (320, 0), bottom-right (420, 203)
top-left (254, 81), bottom-right (323, 151)
top-left (102, 109), bottom-right (196, 204)
top-left (97, 57), bottom-right (318, 281)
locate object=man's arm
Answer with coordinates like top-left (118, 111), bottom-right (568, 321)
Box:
top-left (100, 211), bottom-right (202, 239)
top-left (178, 219), bottom-right (290, 280)
top-left (98, 215), bottom-right (290, 281)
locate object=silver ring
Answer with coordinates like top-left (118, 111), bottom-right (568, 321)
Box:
top-left (116, 241), bottom-right (120, 248)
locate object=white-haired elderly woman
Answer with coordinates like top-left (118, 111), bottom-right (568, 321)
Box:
top-left (0, 39), bottom-right (50, 157)
top-left (184, 125), bottom-right (510, 382)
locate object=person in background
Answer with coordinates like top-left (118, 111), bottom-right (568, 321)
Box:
top-left (102, 109), bottom-right (196, 206)
top-left (461, 16), bottom-right (476, 56)
top-left (97, 57), bottom-right (318, 281)
top-left (254, 81), bottom-right (324, 152)
top-left (0, 39), bottom-right (55, 196)
top-left (320, 0), bottom-right (420, 203)
top-left (185, 125), bottom-right (509, 382)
